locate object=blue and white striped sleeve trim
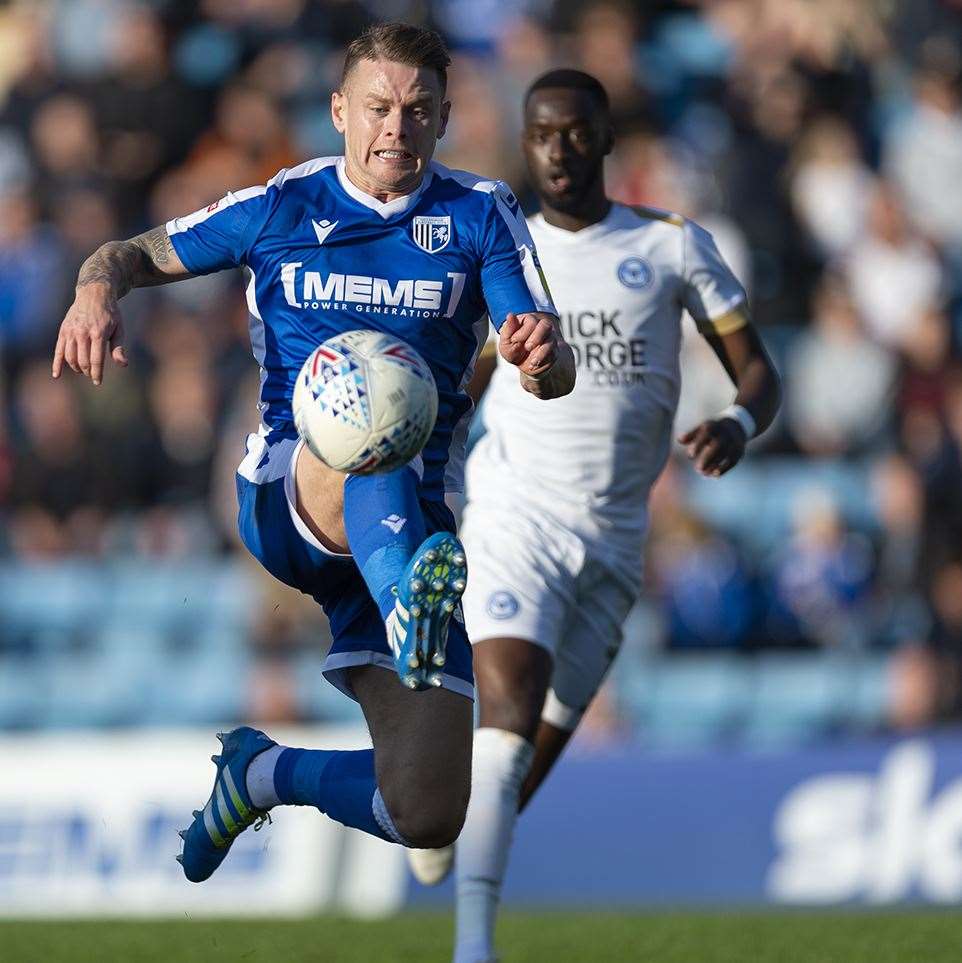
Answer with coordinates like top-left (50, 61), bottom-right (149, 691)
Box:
top-left (431, 163), bottom-right (555, 319)
top-left (488, 180), bottom-right (554, 314)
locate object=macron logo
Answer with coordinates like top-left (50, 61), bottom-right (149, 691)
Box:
top-left (312, 218), bottom-right (338, 245)
top-left (381, 514), bottom-right (407, 534)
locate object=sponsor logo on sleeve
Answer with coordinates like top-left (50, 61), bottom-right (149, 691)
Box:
top-left (501, 188), bottom-right (520, 216)
top-left (486, 590), bottom-right (520, 620)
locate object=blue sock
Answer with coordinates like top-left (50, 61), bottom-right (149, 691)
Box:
top-left (343, 468), bottom-right (426, 620)
top-left (272, 747), bottom-right (407, 844)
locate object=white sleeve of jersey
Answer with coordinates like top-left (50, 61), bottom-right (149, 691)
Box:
top-left (681, 219), bottom-right (748, 336)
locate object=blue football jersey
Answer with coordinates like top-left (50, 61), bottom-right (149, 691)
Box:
top-left (167, 156), bottom-right (554, 498)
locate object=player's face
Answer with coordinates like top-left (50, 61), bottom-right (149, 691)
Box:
top-left (332, 58), bottom-right (450, 200)
top-left (523, 89), bottom-right (611, 213)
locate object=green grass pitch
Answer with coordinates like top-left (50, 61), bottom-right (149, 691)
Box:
top-left (3, 910), bottom-right (961, 962)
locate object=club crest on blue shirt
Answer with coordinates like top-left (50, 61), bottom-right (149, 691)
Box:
top-left (617, 256), bottom-right (654, 289)
top-left (412, 215), bottom-right (451, 254)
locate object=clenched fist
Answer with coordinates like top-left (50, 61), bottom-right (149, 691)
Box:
top-left (678, 418), bottom-right (747, 477)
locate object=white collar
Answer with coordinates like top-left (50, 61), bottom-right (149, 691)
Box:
top-left (529, 204), bottom-right (620, 243)
top-left (335, 157), bottom-right (433, 220)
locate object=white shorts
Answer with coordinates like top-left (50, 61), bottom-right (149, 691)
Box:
top-left (461, 502), bottom-right (637, 732)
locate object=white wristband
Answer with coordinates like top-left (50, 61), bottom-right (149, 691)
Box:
top-left (719, 404), bottom-right (756, 440)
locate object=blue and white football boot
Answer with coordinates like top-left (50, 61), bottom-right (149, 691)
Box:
top-left (388, 531), bottom-right (467, 691)
top-left (177, 726), bottom-right (275, 883)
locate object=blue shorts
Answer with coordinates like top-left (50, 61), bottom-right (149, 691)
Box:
top-left (235, 430), bottom-right (474, 701)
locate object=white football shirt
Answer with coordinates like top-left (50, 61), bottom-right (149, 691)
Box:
top-left (466, 202), bottom-right (747, 573)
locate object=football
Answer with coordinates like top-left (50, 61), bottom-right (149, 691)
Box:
top-left (292, 330), bottom-right (438, 474)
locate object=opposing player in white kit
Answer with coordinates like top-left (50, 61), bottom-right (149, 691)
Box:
top-left (409, 70), bottom-right (782, 963)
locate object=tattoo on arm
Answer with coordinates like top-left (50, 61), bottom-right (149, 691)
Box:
top-left (76, 227), bottom-right (186, 298)
top-left (139, 226), bottom-right (174, 269)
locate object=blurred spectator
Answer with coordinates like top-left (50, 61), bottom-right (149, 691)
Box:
top-left (142, 309), bottom-right (221, 504)
top-left (723, 65), bottom-right (816, 323)
top-left (890, 561), bottom-right (962, 731)
top-left (0, 189), bottom-right (67, 356)
top-left (51, 186), bottom-right (121, 274)
top-left (889, 644), bottom-right (941, 730)
top-left (0, 129), bottom-right (31, 196)
top-left (188, 83), bottom-right (298, 187)
top-left (884, 37), bottom-right (962, 253)
top-left (0, 6), bottom-right (63, 128)
top-left (870, 454), bottom-right (930, 649)
top-left (790, 115), bottom-right (872, 260)
top-left (649, 509), bottom-right (756, 650)
top-left (607, 129), bottom-right (677, 212)
top-left (929, 561), bottom-right (962, 660)
top-left (571, 1), bottom-right (651, 132)
top-left (493, 16), bottom-right (555, 109)
top-left (9, 360), bottom-right (99, 521)
top-left (49, 0), bottom-right (128, 79)
top-left (769, 489), bottom-right (874, 649)
top-left (87, 3), bottom-right (209, 228)
top-left (897, 306), bottom-right (955, 423)
top-left (437, 55), bottom-right (523, 185)
top-left (147, 361), bottom-right (219, 503)
top-left (29, 94), bottom-right (103, 204)
top-left (844, 180), bottom-right (943, 350)
top-left (435, 0), bottom-right (528, 55)
top-left (871, 454), bottom-right (924, 596)
top-left (786, 274), bottom-right (895, 455)
top-left (899, 369), bottom-right (962, 577)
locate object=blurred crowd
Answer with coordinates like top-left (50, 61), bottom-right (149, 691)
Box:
top-left (1, 0), bottom-right (962, 734)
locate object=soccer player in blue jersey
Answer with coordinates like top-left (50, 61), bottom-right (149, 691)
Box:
top-left (51, 22), bottom-right (575, 882)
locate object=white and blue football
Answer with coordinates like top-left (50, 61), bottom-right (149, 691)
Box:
top-left (292, 330), bottom-right (438, 474)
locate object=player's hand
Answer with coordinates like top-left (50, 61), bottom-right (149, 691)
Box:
top-left (678, 418), bottom-right (747, 477)
top-left (52, 283), bottom-right (128, 386)
top-left (498, 311), bottom-right (558, 379)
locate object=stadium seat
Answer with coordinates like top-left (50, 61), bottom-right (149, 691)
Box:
top-left (0, 658), bottom-right (44, 729)
top-left (293, 652), bottom-right (366, 724)
top-left (684, 459), bottom-right (875, 552)
top-left (201, 561), bottom-right (259, 631)
top-left (106, 561), bottom-right (243, 634)
top-left (743, 653), bottom-right (849, 747)
top-left (846, 655), bottom-right (892, 730)
top-left (629, 655), bottom-right (753, 748)
top-left (144, 656), bottom-right (249, 726)
top-left (34, 627), bottom-right (166, 728)
top-left (0, 562), bottom-right (102, 639)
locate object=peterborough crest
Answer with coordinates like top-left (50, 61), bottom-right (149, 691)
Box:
top-left (412, 215), bottom-right (451, 254)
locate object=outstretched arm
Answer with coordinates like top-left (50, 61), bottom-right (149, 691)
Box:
top-left (679, 318), bottom-right (781, 476)
top-left (53, 226), bottom-right (192, 385)
top-left (498, 311), bottom-right (575, 400)
top-left (76, 226), bottom-right (192, 295)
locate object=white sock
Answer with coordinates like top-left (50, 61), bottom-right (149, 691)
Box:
top-left (245, 744), bottom-right (286, 809)
top-left (453, 728), bottom-right (534, 963)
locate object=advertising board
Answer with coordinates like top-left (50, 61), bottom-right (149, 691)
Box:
top-left (0, 727), bottom-right (407, 917)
